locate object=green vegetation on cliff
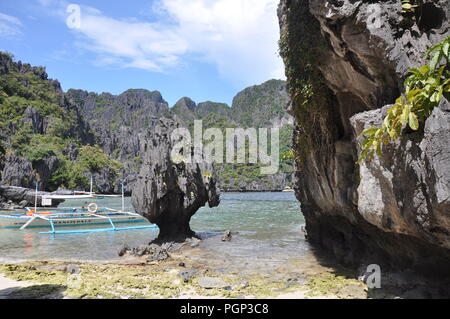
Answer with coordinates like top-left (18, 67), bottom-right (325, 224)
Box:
top-left (49, 146), bottom-right (123, 190)
top-left (171, 79), bottom-right (294, 190)
top-left (0, 52), bottom-right (294, 192)
top-left (0, 52), bottom-right (123, 191)
top-left (360, 36), bottom-right (450, 161)
top-left (278, 1), bottom-right (336, 167)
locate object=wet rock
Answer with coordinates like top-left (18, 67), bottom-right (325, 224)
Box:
top-left (135, 245), bottom-right (151, 257)
top-left (286, 275), bottom-right (308, 287)
top-left (119, 240), bottom-right (188, 260)
top-left (146, 248), bottom-right (169, 262)
top-left (65, 264), bottom-right (80, 275)
top-left (179, 269), bottom-right (198, 283)
top-left (197, 277), bottom-right (230, 289)
top-left (189, 238), bottom-right (201, 248)
top-left (221, 230), bottom-right (232, 242)
top-left (118, 245), bottom-right (130, 257)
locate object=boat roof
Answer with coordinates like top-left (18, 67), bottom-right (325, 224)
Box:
top-left (40, 194), bottom-right (95, 199)
top-left (40, 194), bottom-right (122, 199)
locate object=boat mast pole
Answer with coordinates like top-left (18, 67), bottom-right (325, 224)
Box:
top-left (121, 183), bottom-right (125, 212)
top-left (90, 175), bottom-right (93, 195)
top-left (34, 181), bottom-right (38, 213)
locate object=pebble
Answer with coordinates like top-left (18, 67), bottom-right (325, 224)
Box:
top-left (221, 230), bottom-right (232, 242)
top-left (179, 269), bottom-right (199, 283)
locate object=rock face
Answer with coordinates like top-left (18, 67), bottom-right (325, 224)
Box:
top-left (278, 0), bottom-right (450, 275)
top-left (218, 172), bottom-right (293, 192)
top-left (0, 186), bottom-right (64, 209)
top-left (171, 79), bottom-right (294, 192)
top-left (65, 89), bottom-right (172, 194)
top-left (0, 52), bottom-right (96, 195)
top-left (351, 98), bottom-right (450, 253)
top-left (1, 154), bottom-right (61, 191)
top-left (132, 118), bottom-right (220, 242)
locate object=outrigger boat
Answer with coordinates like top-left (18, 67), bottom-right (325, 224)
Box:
top-left (0, 182), bottom-right (157, 235)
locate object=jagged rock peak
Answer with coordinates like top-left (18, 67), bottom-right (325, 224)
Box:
top-left (173, 97), bottom-right (197, 112)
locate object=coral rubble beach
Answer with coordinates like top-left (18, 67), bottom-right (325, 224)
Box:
top-left (1, 233), bottom-right (450, 299)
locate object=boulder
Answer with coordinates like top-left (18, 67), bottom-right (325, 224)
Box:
top-left (221, 230), bottom-right (232, 242)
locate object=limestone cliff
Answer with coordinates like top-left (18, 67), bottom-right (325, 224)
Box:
top-left (131, 118), bottom-right (220, 242)
top-left (278, 0), bottom-right (450, 275)
top-left (0, 53), bottom-right (293, 196)
top-left (65, 89), bottom-right (172, 194)
top-left (171, 79), bottom-right (295, 192)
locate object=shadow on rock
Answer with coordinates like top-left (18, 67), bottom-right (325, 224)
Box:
top-left (309, 246), bottom-right (450, 299)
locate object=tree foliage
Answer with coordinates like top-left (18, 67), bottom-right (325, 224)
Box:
top-left (359, 36), bottom-right (450, 162)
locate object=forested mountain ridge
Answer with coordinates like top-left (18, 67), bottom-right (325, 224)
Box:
top-left (170, 79), bottom-right (294, 192)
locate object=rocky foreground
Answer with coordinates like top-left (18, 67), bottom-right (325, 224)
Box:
top-left (2, 237), bottom-right (449, 299)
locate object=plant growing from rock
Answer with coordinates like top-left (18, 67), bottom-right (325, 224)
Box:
top-left (401, 0), bottom-right (419, 13)
top-left (359, 36), bottom-right (450, 162)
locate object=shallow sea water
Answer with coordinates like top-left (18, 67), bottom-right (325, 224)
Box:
top-left (0, 192), bottom-right (310, 268)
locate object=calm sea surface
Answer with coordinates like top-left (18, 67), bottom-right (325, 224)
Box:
top-left (0, 192), bottom-right (309, 264)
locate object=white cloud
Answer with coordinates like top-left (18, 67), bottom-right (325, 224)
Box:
top-left (159, 0), bottom-right (285, 84)
top-left (75, 13), bottom-right (187, 72)
top-left (39, 0), bottom-right (286, 84)
top-left (0, 13), bottom-right (23, 37)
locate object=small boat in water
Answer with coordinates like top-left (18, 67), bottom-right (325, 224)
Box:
top-left (0, 182), bottom-right (157, 235)
top-left (0, 207), bottom-right (153, 232)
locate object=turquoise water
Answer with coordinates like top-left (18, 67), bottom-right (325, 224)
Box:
top-left (0, 192), bottom-right (308, 264)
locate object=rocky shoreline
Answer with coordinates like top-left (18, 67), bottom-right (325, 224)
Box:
top-left (0, 185), bottom-right (65, 210)
top-left (0, 260), bottom-right (363, 299)
top-left (2, 238), bottom-right (449, 299)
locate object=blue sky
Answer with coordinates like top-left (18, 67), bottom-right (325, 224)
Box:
top-left (0, 0), bottom-right (285, 106)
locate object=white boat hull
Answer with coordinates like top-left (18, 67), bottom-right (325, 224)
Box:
top-left (0, 214), bottom-right (147, 229)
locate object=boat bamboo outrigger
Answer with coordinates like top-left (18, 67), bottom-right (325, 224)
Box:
top-left (0, 181), bottom-right (158, 235)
